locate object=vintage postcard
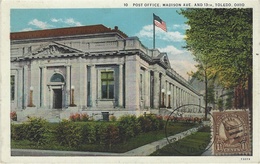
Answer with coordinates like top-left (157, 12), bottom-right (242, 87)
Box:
top-left (1, 0), bottom-right (260, 163)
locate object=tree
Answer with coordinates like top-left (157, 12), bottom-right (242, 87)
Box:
top-left (189, 56), bottom-right (216, 120)
top-left (180, 8), bottom-right (252, 110)
top-left (207, 83), bottom-right (215, 106)
top-left (225, 94), bottom-right (233, 109)
top-left (217, 99), bottom-right (224, 111)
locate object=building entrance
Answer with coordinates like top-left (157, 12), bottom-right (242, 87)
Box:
top-left (53, 89), bottom-right (62, 109)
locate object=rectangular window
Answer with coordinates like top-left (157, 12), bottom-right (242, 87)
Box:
top-left (101, 71), bottom-right (114, 99)
top-left (150, 71), bottom-right (154, 107)
top-left (87, 66), bottom-right (91, 107)
top-left (11, 75), bottom-right (15, 100)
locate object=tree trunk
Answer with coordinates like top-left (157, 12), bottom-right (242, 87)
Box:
top-left (248, 74), bottom-right (252, 111)
top-left (204, 70), bottom-right (208, 120)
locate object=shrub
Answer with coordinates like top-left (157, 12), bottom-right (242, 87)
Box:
top-left (117, 115), bottom-right (141, 142)
top-left (146, 114), bottom-right (160, 131)
top-left (137, 115), bottom-right (152, 132)
top-left (70, 113), bottom-right (89, 122)
top-left (11, 124), bottom-right (27, 140)
top-left (24, 117), bottom-right (48, 145)
top-left (81, 113), bottom-right (89, 121)
top-left (138, 114), bottom-right (165, 132)
top-left (156, 115), bottom-right (165, 130)
top-left (164, 115), bottom-right (174, 122)
top-left (95, 123), bottom-right (108, 144)
top-left (174, 116), bottom-right (179, 122)
top-left (75, 113), bottom-right (81, 121)
top-left (103, 124), bottom-right (120, 149)
top-left (156, 115), bottom-right (163, 120)
top-left (10, 111), bottom-right (17, 121)
top-left (90, 123), bottom-right (120, 148)
top-left (193, 117), bottom-right (201, 123)
top-left (81, 123), bottom-right (96, 144)
top-left (163, 115), bottom-right (169, 121)
top-left (69, 114), bottom-right (76, 122)
top-left (70, 113), bottom-right (81, 122)
top-left (109, 115), bottom-right (117, 122)
top-left (55, 120), bottom-right (82, 147)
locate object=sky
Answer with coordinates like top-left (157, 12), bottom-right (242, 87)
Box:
top-left (11, 8), bottom-right (197, 80)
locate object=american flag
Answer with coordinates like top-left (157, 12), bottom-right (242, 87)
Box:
top-left (153, 14), bottom-right (167, 32)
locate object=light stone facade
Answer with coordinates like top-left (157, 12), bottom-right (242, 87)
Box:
top-left (10, 25), bottom-right (203, 119)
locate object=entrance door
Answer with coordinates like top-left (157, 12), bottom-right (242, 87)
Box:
top-left (53, 89), bottom-right (62, 109)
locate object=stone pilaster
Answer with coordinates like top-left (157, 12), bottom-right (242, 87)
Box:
top-left (66, 65), bottom-right (71, 107)
top-left (118, 64), bottom-right (123, 107)
top-left (79, 58), bottom-right (86, 108)
top-left (184, 91), bottom-right (186, 105)
top-left (171, 84), bottom-right (174, 108)
top-left (173, 85), bottom-right (176, 108)
top-left (153, 71), bottom-right (160, 108)
top-left (17, 69), bottom-right (22, 109)
top-left (125, 55), bottom-right (140, 110)
top-left (23, 65), bottom-right (28, 108)
top-left (42, 66), bottom-right (47, 108)
top-left (91, 65), bottom-right (97, 107)
top-left (30, 61), bottom-right (40, 108)
top-left (165, 81), bottom-right (168, 107)
top-left (144, 69), bottom-right (150, 108)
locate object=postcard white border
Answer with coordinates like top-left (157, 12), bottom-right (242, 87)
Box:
top-left (1, 0), bottom-right (260, 163)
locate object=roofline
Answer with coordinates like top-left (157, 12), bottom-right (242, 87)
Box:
top-left (11, 32), bottom-right (126, 44)
top-left (10, 24), bottom-right (128, 40)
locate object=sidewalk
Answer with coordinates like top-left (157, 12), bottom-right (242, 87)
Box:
top-left (12, 126), bottom-right (202, 156)
top-left (11, 149), bottom-right (122, 156)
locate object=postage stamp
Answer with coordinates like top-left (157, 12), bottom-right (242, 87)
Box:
top-left (212, 110), bottom-right (251, 155)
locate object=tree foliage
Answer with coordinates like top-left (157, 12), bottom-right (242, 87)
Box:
top-left (188, 53), bottom-right (216, 119)
top-left (180, 8), bottom-right (252, 89)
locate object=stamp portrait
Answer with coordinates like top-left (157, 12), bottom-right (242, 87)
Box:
top-left (213, 110), bottom-right (251, 155)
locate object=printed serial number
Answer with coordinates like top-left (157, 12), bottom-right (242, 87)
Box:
top-left (241, 158), bottom-right (250, 160)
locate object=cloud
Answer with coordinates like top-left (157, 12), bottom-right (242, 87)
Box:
top-left (51, 18), bottom-right (82, 26)
top-left (159, 45), bottom-right (183, 55)
top-left (28, 19), bottom-right (52, 29)
top-left (136, 24), bottom-right (185, 42)
top-left (159, 45), bottom-right (193, 61)
top-left (135, 25), bottom-right (153, 38)
top-left (64, 18), bottom-right (82, 26)
top-left (51, 18), bottom-right (62, 23)
top-left (19, 18), bottom-right (82, 32)
top-left (172, 24), bottom-right (190, 30)
top-left (158, 45), bottom-right (197, 80)
top-left (169, 59), bottom-right (197, 80)
top-left (21, 28), bottom-right (34, 31)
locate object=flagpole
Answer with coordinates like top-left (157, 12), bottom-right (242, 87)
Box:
top-left (153, 13), bottom-right (155, 49)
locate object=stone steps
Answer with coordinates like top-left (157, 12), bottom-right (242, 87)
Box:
top-left (16, 109), bottom-right (63, 122)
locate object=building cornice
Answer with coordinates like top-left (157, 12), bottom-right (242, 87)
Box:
top-left (166, 70), bottom-right (201, 96)
top-left (11, 24), bottom-right (128, 41)
top-left (11, 32), bottom-right (125, 45)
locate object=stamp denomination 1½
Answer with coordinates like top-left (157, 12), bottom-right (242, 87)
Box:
top-left (213, 110), bottom-right (251, 155)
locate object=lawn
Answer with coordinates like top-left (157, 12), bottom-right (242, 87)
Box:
top-left (150, 126), bottom-right (211, 156)
top-left (11, 122), bottom-right (199, 153)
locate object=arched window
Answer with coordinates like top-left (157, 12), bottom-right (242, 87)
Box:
top-left (50, 73), bottom-right (64, 82)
